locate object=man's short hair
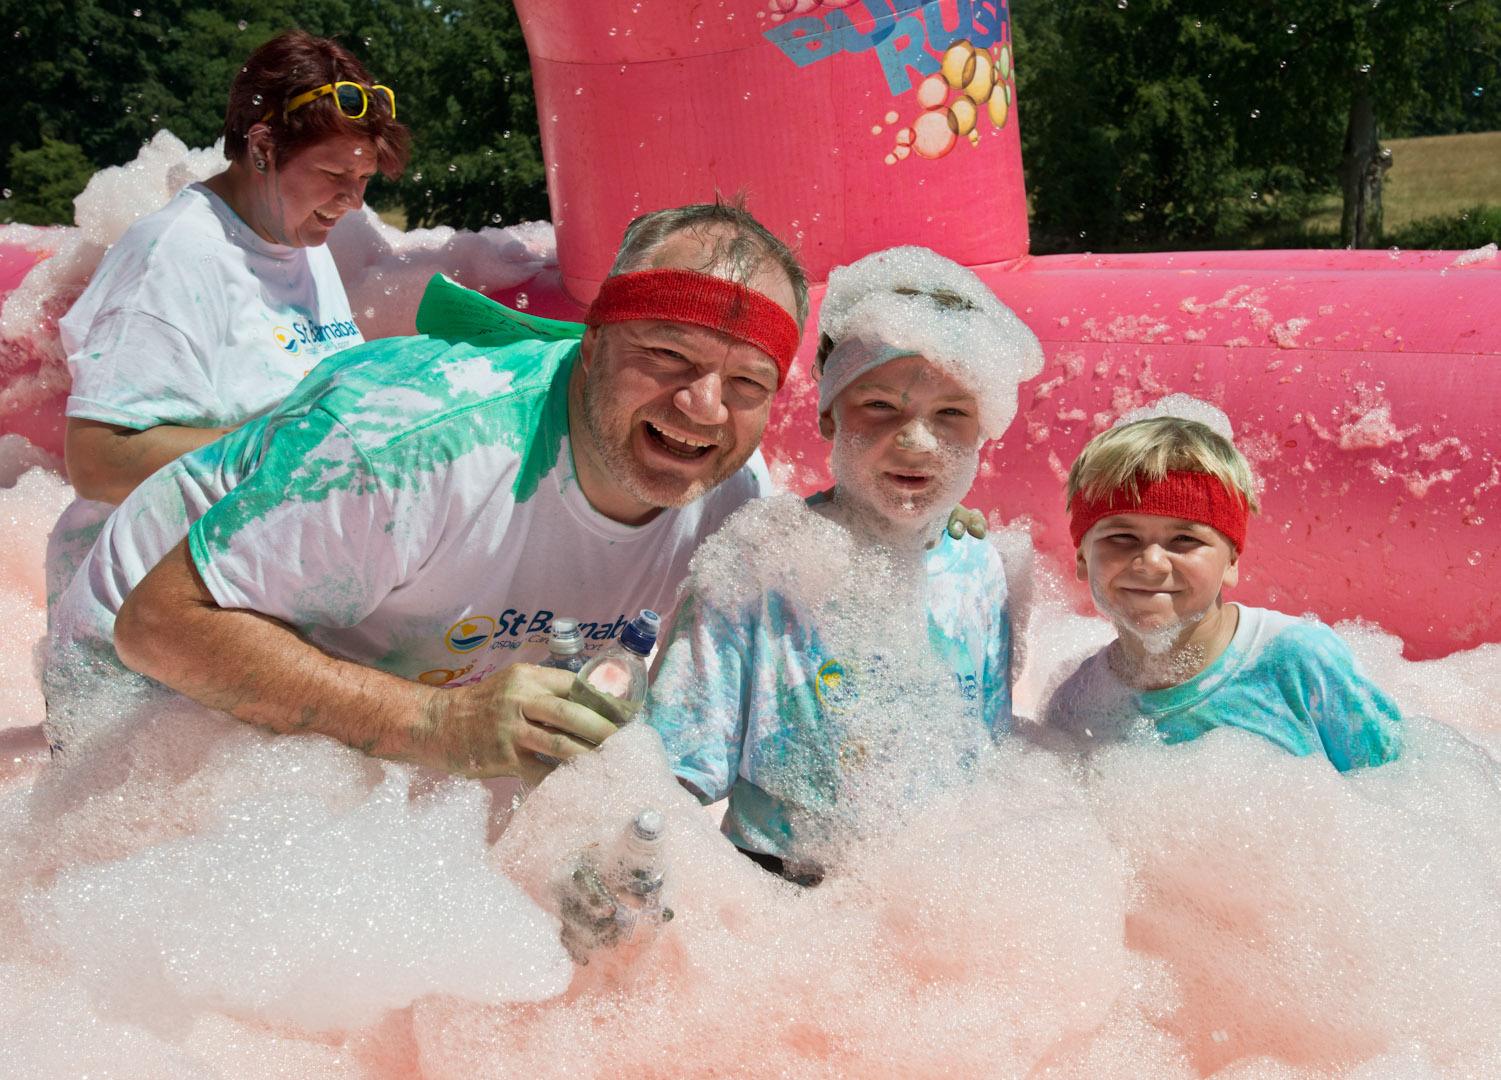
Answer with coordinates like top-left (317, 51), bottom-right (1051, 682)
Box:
top-left (607, 198), bottom-right (810, 328)
top-left (1066, 416), bottom-right (1260, 513)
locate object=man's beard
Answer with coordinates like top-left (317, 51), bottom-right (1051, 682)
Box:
top-left (579, 357), bottom-right (751, 510)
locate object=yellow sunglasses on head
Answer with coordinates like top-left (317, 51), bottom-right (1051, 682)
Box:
top-left (263, 81), bottom-right (396, 122)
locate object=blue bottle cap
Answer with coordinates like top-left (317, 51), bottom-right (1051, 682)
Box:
top-left (620, 609), bottom-right (660, 655)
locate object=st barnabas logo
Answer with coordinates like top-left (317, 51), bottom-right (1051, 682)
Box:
top-left (445, 615), bottom-right (497, 655)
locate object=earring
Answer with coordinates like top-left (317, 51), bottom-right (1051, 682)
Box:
top-left (254, 158), bottom-right (267, 172)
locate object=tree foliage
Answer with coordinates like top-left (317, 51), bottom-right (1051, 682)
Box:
top-left (0, 0), bottom-right (546, 229)
top-left (361, 0), bottom-right (547, 229)
top-left (4, 138), bottom-right (96, 225)
top-left (1012, 0), bottom-right (1501, 252)
top-left (0, 0), bottom-right (1493, 244)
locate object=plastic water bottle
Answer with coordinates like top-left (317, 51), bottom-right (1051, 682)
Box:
top-left (607, 808), bottom-right (673, 944)
top-left (576, 609), bottom-right (660, 714)
top-left (555, 808), bottom-right (674, 963)
top-left (538, 617), bottom-right (587, 673)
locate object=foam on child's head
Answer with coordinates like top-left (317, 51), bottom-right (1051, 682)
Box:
top-left (1066, 398), bottom-right (1259, 550)
top-left (816, 247), bottom-right (1044, 441)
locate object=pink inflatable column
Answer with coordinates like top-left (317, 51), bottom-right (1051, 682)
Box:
top-left (513, 0), bottom-right (1028, 303)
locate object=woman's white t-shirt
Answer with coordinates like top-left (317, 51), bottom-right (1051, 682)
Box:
top-left (47, 182), bottom-right (362, 598)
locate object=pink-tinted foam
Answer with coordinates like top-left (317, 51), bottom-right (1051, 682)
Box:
top-left (1, 464), bottom-right (1500, 1075)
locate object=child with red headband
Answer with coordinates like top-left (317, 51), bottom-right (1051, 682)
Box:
top-left (645, 247), bottom-right (1044, 884)
top-left (1044, 412), bottom-right (1401, 771)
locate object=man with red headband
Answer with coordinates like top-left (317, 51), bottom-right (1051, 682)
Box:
top-left (1042, 410), bottom-right (1401, 772)
top-left (46, 203), bottom-right (812, 783)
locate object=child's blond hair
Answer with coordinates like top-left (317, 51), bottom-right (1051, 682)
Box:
top-left (1065, 416), bottom-right (1260, 513)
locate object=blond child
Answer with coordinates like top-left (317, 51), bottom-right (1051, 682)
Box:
top-left (1044, 414), bottom-right (1401, 771)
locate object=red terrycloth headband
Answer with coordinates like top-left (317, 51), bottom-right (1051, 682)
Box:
top-left (585, 269), bottom-right (801, 387)
top-left (1069, 470), bottom-right (1250, 551)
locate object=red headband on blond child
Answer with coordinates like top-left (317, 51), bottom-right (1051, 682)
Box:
top-left (1069, 470), bottom-right (1251, 552)
top-left (585, 269), bottom-right (801, 388)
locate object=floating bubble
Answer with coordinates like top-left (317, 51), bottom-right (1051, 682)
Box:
top-left (1250, 108), bottom-right (1261, 118)
top-left (1359, 63), bottom-right (1373, 74)
top-left (236, 19), bottom-right (247, 30)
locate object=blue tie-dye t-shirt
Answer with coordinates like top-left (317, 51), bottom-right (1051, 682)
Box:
top-left (1043, 605), bottom-right (1401, 771)
top-left (645, 494), bottom-right (1013, 862)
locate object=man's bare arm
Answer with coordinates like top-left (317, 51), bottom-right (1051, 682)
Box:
top-left (114, 540), bottom-right (617, 782)
top-left (66, 418), bottom-right (233, 504)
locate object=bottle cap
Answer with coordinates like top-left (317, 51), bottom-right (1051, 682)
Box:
top-left (632, 808), bottom-right (664, 842)
top-left (549, 617), bottom-right (583, 654)
top-left (619, 609), bottom-right (661, 656)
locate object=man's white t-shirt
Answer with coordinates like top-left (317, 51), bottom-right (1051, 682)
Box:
top-left (47, 182), bottom-right (362, 600)
top-left (46, 314), bottom-right (769, 744)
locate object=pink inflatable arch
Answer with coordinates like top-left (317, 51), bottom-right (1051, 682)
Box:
top-left (2, 0), bottom-right (1497, 659)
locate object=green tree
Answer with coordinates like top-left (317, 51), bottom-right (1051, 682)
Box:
top-left (0, 0), bottom-right (547, 229)
top-left (362, 0), bottom-right (547, 230)
top-left (3, 138), bottom-right (95, 224)
top-left (1012, 0), bottom-right (1501, 251)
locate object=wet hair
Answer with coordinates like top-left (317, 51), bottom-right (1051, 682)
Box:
top-left (607, 196), bottom-right (810, 328)
top-left (222, 30), bottom-right (410, 178)
top-left (1065, 416), bottom-right (1261, 513)
top-left (813, 286), bottom-right (978, 375)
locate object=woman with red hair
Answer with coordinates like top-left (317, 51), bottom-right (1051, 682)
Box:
top-left (48, 30), bottom-right (410, 601)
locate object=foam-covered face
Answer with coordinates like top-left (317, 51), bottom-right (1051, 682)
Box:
top-left (1076, 512), bottom-right (1239, 640)
top-left (823, 354), bottom-right (982, 529)
top-left (252, 132), bottom-right (377, 247)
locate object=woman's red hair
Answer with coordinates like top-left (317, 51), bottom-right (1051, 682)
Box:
top-left (222, 29), bottom-right (410, 178)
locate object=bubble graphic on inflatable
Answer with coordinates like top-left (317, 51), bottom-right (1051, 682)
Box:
top-left (888, 39), bottom-right (1016, 164)
top-left (765, 0), bottom-right (856, 21)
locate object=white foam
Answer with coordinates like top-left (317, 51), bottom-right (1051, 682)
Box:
top-left (1450, 242), bottom-right (1497, 268)
top-left (0, 494), bottom-right (1498, 1070)
top-left (0, 130), bottom-right (557, 438)
top-left (1117, 393), bottom-right (1235, 440)
top-left (818, 246), bottom-right (1045, 440)
top-left (1, 142), bottom-right (1500, 1074)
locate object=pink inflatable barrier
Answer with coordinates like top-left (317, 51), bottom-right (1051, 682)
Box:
top-left (510, 0), bottom-right (1500, 660)
top-left (2, 0), bottom-right (1497, 659)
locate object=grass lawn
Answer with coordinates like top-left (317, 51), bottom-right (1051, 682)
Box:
top-left (1303, 130), bottom-right (1501, 232)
